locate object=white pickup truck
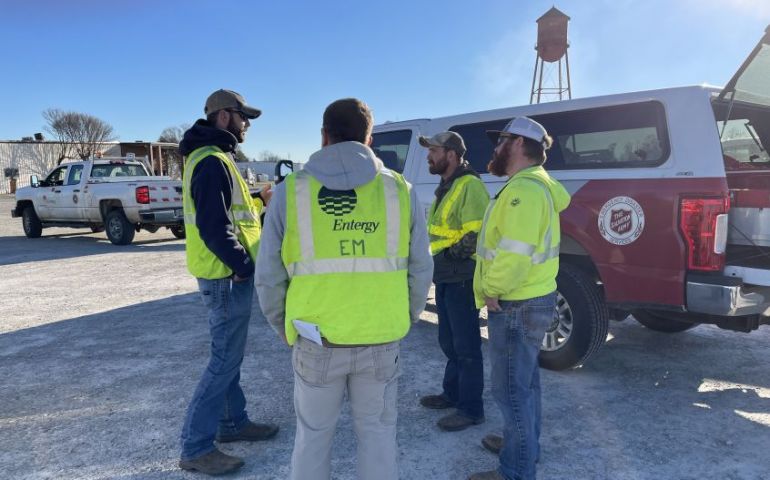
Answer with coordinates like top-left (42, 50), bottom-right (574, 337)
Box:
top-left (11, 158), bottom-right (184, 245)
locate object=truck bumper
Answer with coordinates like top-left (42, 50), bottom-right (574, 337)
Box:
top-left (139, 208), bottom-right (183, 225)
top-left (687, 274), bottom-right (770, 316)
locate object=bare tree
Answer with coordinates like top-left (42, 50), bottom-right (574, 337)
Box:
top-left (42, 109), bottom-right (74, 164)
top-left (157, 123), bottom-right (189, 178)
top-left (158, 124), bottom-right (190, 144)
top-left (43, 109), bottom-right (117, 163)
top-left (259, 150), bottom-right (282, 162)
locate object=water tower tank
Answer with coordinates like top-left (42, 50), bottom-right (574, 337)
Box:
top-left (536, 7), bottom-right (570, 63)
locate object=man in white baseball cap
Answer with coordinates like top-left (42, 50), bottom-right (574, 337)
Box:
top-left (469, 117), bottom-right (571, 480)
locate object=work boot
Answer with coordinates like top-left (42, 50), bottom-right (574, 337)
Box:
top-left (468, 470), bottom-right (504, 480)
top-left (419, 394), bottom-right (454, 409)
top-left (179, 448), bottom-right (244, 475)
top-left (481, 433), bottom-right (503, 455)
top-left (216, 420), bottom-right (279, 443)
top-left (437, 412), bottom-right (485, 431)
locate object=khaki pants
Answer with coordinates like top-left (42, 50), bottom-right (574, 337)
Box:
top-left (290, 337), bottom-right (400, 480)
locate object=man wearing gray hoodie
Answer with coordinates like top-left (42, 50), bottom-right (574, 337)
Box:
top-left (256, 98), bottom-right (433, 480)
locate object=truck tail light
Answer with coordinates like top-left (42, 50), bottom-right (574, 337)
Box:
top-left (679, 196), bottom-right (730, 271)
top-left (136, 186), bottom-right (150, 204)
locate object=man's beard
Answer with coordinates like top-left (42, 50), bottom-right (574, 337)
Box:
top-left (487, 142), bottom-right (510, 176)
top-left (429, 155), bottom-right (448, 175)
top-left (226, 117), bottom-right (246, 143)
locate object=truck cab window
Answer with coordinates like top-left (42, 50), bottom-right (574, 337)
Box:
top-left (67, 165), bottom-right (84, 185)
top-left (44, 166), bottom-right (68, 186)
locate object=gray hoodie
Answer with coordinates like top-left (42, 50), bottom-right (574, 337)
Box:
top-left (255, 141), bottom-right (434, 336)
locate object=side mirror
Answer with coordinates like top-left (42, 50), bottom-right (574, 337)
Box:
top-left (30, 175), bottom-right (39, 188)
top-left (275, 160), bottom-right (294, 184)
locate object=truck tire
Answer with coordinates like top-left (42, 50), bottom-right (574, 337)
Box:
top-left (105, 210), bottom-right (135, 245)
top-left (170, 225), bottom-right (186, 239)
top-left (538, 263), bottom-right (609, 371)
top-left (22, 206), bottom-right (43, 238)
top-left (632, 309), bottom-right (699, 333)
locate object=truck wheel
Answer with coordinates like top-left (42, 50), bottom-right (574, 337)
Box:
top-left (170, 225), bottom-right (185, 239)
top-left (105, 210), bottom-right (135, 245)
top-left (22, 206), bottom-right (43, 238)
top-left (632, 310), bottom-right (698, 333)
top-left (538, 263), bottom-right (609, 371)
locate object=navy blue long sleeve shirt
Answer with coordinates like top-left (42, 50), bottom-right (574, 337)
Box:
top-left (180, 120), bottom-right (254, 278)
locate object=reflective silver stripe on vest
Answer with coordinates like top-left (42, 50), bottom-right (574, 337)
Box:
top-left (380, 169), bottom-right (400, 257)
top-left (233, 210), bottom-right (259, 222)
top-left (288, 257), bottom-right (408, 277)
top-left (295, 172), bottom-right (315, 259)
top-left (184, 214), bottom-right (196, 225)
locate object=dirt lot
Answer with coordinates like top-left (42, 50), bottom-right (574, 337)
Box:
top-left (0, 194), bottom-right (768, 480)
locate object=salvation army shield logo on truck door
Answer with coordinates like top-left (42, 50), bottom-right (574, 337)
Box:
top-left (598, 196), bottom-right (645, 245)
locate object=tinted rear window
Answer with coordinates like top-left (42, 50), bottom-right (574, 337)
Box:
top-left (450, 101), bottom-right (670, 172)
top-left (371, 129), bottom-right (411, 173)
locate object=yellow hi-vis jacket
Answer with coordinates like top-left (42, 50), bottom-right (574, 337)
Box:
top-left (473, 166), bottom-right (571, 306)
top-left (428, 174), bottom-right (489, 255)
top-left (182, 146), bottom-right (263, 279)
top-left (281, 169), bottom-right (411, 346)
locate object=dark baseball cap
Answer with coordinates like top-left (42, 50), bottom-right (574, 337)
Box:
top-left (204, 89), bottom-right (261, 119)
top-left (418, 131), bottom-right (467, 157)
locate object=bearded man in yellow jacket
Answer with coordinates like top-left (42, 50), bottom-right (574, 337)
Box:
top-left (469, 117), bottom-right (571, 480)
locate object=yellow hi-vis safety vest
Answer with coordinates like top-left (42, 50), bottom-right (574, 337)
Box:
top-left (428, 174), bottom-right (489, 255)
top-left (182, 146), bottom-right (262, 279)
top-left (473, 170), bottom-right (562, 306)
top-left (282, 169), bottom-right (411, 346)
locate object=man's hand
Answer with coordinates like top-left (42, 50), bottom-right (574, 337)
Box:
top-left (232, 274), bottom-right (251, 283)
top-left (485, 296), bottom-right (502, 312)
top-left (260, 184), bottom-right (273, 206)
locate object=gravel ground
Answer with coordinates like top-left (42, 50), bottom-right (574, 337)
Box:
top-left (0, 194), bottom-right (768, 480)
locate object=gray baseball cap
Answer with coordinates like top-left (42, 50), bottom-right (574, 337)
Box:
top-left (204, 89), bottom-right (262, 119)
top-left (418, 131), bottom-right (467, 157)
top-left (487, 117), bottom-right (548, 145)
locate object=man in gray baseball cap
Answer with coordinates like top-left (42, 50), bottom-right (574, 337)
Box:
top-left (204, 89), bottom-right (262, 120)
top-left (417, 131), bottom-right (490, 433)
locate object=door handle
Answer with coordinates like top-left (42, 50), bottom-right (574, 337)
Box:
top-left (73, 189), bottom-right (80, 192)
top-left (53, 189), bottom-right (61, 193)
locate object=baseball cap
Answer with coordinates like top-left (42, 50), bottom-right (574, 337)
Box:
top-left (418, 131), bottom-right (467, 157)
top-left (204, 89), bottom-right (262, 119)
top-left (487, 117), bottom-right (548, 145)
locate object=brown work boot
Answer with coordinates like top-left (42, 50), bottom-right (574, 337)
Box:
top-left (481, 433), bottom-right (503, 454)
top-left (468, 470), bottom-right (504, 480)
top-left (419, 394), bottom-right (455, 409)
top-left (437, 412), bottom-right (485, 431)
top-left (216, 420), bottom-right (279, 443)
top-left (179, 448), bottom-right (244, 475)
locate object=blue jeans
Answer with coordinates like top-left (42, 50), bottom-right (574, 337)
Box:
top-left (180, 276), bottom-right (257, 460)
top-left (488, 292), bottom-right (555, 480)
top-left (436, 280), bottom-right (484, 419)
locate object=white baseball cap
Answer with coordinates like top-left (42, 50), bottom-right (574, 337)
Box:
top-left (487, 117), bottom-right (548, 145)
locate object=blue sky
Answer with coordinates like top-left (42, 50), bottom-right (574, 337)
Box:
top-left (2, 0), bottom-right (769, 162)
